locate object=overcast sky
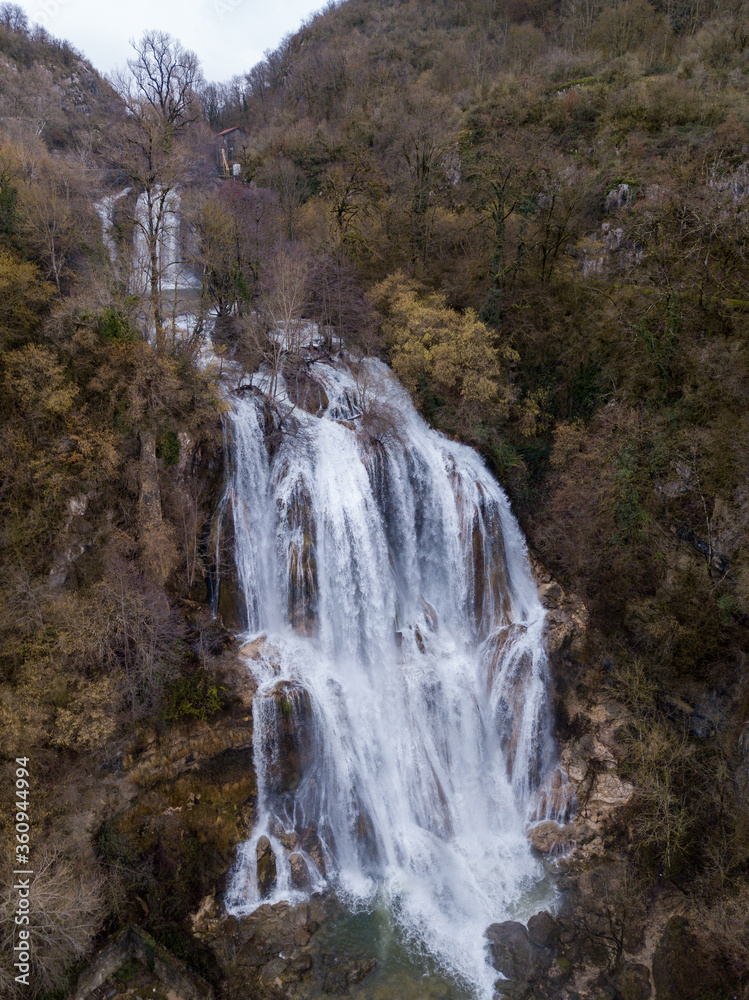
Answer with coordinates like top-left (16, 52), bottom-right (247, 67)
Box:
top-left (15, 0), bottom-right (326, 81)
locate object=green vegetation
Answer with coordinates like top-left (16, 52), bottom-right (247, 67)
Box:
top-left (1, 0), bottom-right (749, 994)
top-left (163, 665), bottom-right (226, 722)
top-left (204, 0), bottom-right (749, 980)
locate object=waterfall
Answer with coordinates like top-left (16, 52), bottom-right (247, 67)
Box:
top-left (132, 187), bottom-right (199, 293)
top-left (221, 358), bottom-right (563, 996)
top-left (94, 187), bottom-right (130, 267)
top-left (94, 186), bottom-right (199, 293)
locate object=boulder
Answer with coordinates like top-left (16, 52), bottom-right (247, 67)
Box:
top-left (190, 892), bottom-right (223, 943)
top-left (652, 916), bottom-right (735, 1000)
top-left (527, 911), bottom-right (559, 949)
top-left (289, 852), bottom-right (311, 891)
top-left (538, 581), bottom-right (563, 607)
top-left (208, 896), bottom-right (336, 998)
top-left (256, 836), bottom-right (277, 897)
top-left (527, 820), bottom-right (575, 855)
top-left (613, 962), bottom-right (651, 1000)
top-left (486, 921), bottom-right (551, 982)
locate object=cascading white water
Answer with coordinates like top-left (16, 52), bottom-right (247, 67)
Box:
top-left (94, 187), bottom-right (131, 264)
top-left (94, 186), bottom-right (199, 293)
top-left (133, 187), bottom-right (199, 293)
top-left (221, 358), bottom-right (563, 997)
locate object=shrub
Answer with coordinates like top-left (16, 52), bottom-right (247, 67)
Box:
top-left (156, 428), bottom-right (180, 467)
top-left (0, 846), bottom-right (105, 999)
top-left (163, 665), bottom-right (225, 723)
top-left (100, 307), bottom-right (137, 343)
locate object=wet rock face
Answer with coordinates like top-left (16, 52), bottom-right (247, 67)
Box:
top-left (256, 836), bottom-right (277, 897)
top-left (211, 494), bottom-right (243, 631)
top-left (533, 559), bottom-right (589, 662)
top-left (283, 481), bottom-right (318, 636)
top-left (299, 822), bottom-right (327, 878)
top-left (527, 819), bottom-right (576, 855)
top-left (483, 624), bottom-right (535, 780)
top-left (206, 896), bottom-right (377, 1000)
top-left (544, 691), bottom-right (635, 863)
top-left (485, 920), bottom-right (553, 982)
top-left (468, 485), bottom-right (511, 633)
top-left (101, 701), bottom-right (257, 935)
top-left (263, 680), bottom-right (316, 796)
top-left (530, 765), bottom-right (576, 824)
top-left (288, 852), bottom-right (310, 890)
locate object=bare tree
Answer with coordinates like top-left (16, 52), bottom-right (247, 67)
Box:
top-left (185, 182), bottom-right (281, 320)
top-left (0, 3), bottom-right (28, 34)
top-left (110, 32), bottom-right (203, 350)
top-left (307, 250), bottom-right (378, 352)
top-left (0, 845), bottom-right (105, 998)
top-left (238, 241), bottom-right (311, 401)
top-left (123, 31), bottom-right (202, 127)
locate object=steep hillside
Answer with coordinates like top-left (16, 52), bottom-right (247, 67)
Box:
top-left (0, 2), bottom-right (748, 998)
top-left (207, 0), bottom-right (749, 712)
top-left (0, 12), bottom-right (114, 147)
top-left (201, 0), bottom-right (749, 983)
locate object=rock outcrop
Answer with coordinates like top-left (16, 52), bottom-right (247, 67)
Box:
top-left (289, 852), bottom-right (311, 890)
top-left (486, 918), bottom-right (554, 982)
top-left (256, 836), bottom-right (277, 897)
top-left (652, 916), bottom-right (736, 1000)
top-left (200, 895), bottom-right (377, 1000)
top-left (613, 961), bottom-right (652, 1000)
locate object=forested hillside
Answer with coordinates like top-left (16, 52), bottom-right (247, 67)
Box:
top-left (1, 0), bottom-right (749, 996)
top-left (204, 0), bottom-right (749, 885)
top-left (0, 17), bottom-right (236, 996)
top-left (205, 0), bottom-right (749, 637)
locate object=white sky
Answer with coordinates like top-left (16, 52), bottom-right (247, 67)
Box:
top-left (15, 0), bottom-right (327, 82)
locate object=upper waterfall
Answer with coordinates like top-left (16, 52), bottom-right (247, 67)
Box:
top-left (94, 186), bottom-right (200, 293)
top-left (220, 357), bottom-right (563, 997)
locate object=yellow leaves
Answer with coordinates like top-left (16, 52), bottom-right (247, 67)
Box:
top-left (517, 387), bottom-right (551, 438)
top-left (0, 683), bottom-right (53, 756)
top-left (3, 343), bottom-right (118, 472)
top-left (52, 676), bottom-right (118, 753)
top-left (3, 344), bottom-right (77, 438)
top-left (550, 419), bottom-right (586, 469)
top-left (0, 249), bottom-right (54, 346)
top-left (61, 428), bottom-right (119, 476)
top-left (17, 179), bottom-right (76, 292)
top-left (374, 274), bottom-right (517, 423)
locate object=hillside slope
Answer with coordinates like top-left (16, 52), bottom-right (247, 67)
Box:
top-left (203, 0), bottom-right (749, 979)
top-left (0, 2), bottom-right (748, 997)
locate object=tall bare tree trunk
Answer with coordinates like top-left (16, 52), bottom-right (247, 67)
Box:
top-left (138, 429), bottom-right (176, 586)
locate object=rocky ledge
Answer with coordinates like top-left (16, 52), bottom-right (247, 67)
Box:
top-left (192, 893), bottom-right (377, 999)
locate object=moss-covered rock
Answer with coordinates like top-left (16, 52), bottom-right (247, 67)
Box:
top-left (652, 916), bottom-right (736, 1000)
top-left (256, 836), bottom-right (277, 897)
